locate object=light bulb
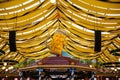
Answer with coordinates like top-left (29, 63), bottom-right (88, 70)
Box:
top-left (8, 66), bottom-right (14, 70)
top-left (5, 69), bottom-right (8, 72)
top-left (4, 62), bottom-right (7, 66)
top-left (89, 65), bottom-right (92, 68)
top-left (114, 68), bottom-right (117, 71)
top-left (2, 66), bottom-right (6, 70)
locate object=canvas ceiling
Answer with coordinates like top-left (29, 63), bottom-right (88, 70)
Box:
top-left (0, 0), bottom-right (120, 64)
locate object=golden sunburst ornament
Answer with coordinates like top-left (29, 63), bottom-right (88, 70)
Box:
top-left (50, 29), bottom-right (66, 56)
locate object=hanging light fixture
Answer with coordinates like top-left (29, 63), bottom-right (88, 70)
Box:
top-left (4, 62), bottom-right (7, 66)
top-left (89, 65), bottom-right (92, 68)
top-left (5, 69), bottom-right (8, 72)
top-left (8, 66), bottom-right (14, 70)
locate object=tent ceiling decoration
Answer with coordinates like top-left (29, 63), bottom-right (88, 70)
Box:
top-left (0, 0), bottom-right (120, 67)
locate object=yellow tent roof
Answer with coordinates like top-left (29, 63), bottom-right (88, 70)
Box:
top-left (0, 0), bottom-right (120, 64)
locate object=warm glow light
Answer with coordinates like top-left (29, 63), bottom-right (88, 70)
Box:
top-left (89, 65), bottom-right (92, 68)
top-left (4, 62), bottom-right (7, 66)
top-left (8, 66), bottom-right (14, 70)
top-left (5, 69), bottom-right (8, 72)
top-left (119, 58), bottom-right (120, 62)
top-left (117, 67), bottom-right (120, 70)
top-left (114, 68), bottom-right (117, 71)
top-left (2, 66), bottom-right (6, 70)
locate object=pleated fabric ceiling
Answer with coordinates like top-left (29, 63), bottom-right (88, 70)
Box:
top-left (0, 0), bottom-right (120, 63)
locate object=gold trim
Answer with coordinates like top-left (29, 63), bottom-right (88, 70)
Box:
top-left (19, 65), bottom-right (96, 71)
